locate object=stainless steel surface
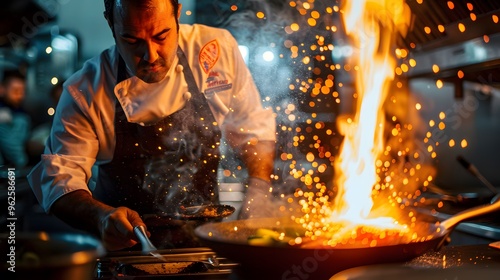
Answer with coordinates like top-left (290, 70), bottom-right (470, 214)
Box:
top-left (407, 32), bottom-right (500, 84)
top-left (1, 232), bottom-right (105, 280)
top-left (403, 0), bottom-right (500, 102)
top-left (331, 244), bottom-right (500, 280)
top-left (94, 247), bottom-right (238, 279)
top-left (407, 184), bottom-right (500, 243)
top-left (415, 207), bottom-right (500, 241)
top-left (440, 191), bottom-right (500, 230)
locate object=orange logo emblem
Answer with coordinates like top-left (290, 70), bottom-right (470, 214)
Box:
top-left (199, 40), bottom-right (220, 74)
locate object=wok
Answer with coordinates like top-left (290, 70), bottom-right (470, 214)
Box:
top-left (194, 198), bottom-right (500, 280)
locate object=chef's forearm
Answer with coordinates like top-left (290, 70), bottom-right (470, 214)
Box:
top-left (237, 140), bottom-right (275, 182)
top-left (51, 190), bottom-right (113, 235)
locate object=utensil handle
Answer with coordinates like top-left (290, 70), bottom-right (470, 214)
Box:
top-left (457, 155), bottom-right (498, 194)
top-left (133, 225), bottom-right (157, 253)
top-left (440, 195), bottom-right (500, 230)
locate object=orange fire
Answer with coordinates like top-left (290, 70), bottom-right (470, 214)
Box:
top-left (332, 0), bottom-right (410, 221)
top-left (292, 0), bottom-right (420, 246)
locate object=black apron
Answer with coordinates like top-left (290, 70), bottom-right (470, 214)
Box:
top-left (94, 48), bottom-right (221, 221)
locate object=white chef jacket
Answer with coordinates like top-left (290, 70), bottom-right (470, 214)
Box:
top-left (28, 24), bottom-right (276, 213)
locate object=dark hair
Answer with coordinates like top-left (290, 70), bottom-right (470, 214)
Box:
top-left (104, 0), bottom-right (180, 28)
top-left (1, 70), bottom-right (25, 86)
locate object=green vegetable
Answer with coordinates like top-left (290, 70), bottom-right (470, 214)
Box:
top-left (247, 227), bottom-right (306, 246)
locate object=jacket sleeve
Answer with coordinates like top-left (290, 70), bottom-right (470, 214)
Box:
top-left (27, 84), bottom-right (100, 213)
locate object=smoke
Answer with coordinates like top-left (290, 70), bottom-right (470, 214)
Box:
top-left (141, 104), bottom-right (218, 216)
top-left (221, 1), bottom-right (295, 44)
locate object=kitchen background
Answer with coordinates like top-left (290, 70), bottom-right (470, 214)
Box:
top-left (1, 0), bottom-right (500, 237)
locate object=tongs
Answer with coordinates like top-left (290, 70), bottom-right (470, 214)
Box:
top-left (133, 225), bottom-right (168, 262)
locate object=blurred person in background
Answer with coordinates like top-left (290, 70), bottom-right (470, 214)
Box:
top-left (0, 69), bottom-right (31, 168)
top-left (27, 81), bottom-right (64, 160)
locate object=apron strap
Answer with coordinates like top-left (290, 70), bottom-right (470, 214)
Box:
top-left (176, 47), bottom-right (203, 98)
top-left (176, 47), bottom-right (218, 132)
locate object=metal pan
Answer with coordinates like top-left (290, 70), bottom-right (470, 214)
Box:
top-left (194, 199), bottom-right (500, 280)
top-left (141, 205), bottom-right (236, 249)
top-left (424, 184), bottom-right (496, 207)
top-left (144, 204), bottom-right (235, 226)
top-left (178, 204), bottom-right (236, 220)
top-left (423, 191), bottom-right (495, 207)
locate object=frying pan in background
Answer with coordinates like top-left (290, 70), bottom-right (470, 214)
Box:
top-left (142, 204), bottom-right (235, 249)
top-left (144, 204), bottom-right (235, 225)
top-left (424, 183), bottom-right (495, 207)
top-left (195, 199), bottom-right (500, 280)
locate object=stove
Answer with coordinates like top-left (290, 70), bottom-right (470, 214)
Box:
top-left (331, 244), bottom-right (500, 280)
top-left (94, 244), bottom-right (500, 280)
top-left (93, 247), bottom-right (238, 279)
top-left (92, 205), bottom-right (500, 280)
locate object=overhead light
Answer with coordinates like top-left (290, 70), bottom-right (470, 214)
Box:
top-left (254, 47), bottom-right (278, 66)
top-left (51, 35), bottom-right (73, 51)
top-left (262, 50), bottom-right (275, 62)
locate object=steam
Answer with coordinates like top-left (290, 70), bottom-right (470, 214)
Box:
top-left (141, 105), bottom-right (216, 216)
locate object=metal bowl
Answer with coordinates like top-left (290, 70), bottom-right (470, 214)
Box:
top-left (1, 232), bottom-right (105, 280)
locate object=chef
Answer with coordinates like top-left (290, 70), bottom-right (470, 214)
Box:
top-left (27, 0), bottom-right (277, 251)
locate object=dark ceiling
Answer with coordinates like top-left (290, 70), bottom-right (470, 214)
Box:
top-left (197, 0), bottom-right (500, 53)
top-left (2, 0), bottom-right (500, 50)
top-left (401, 0), bottom-right (500, 87)
top-left (401, 0), bottom-right (500, 52)
top-left (0, 0), bottom-right (56, 48)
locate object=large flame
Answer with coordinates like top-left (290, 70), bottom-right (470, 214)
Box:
top-left (327, 0), bottom-right (412, 239)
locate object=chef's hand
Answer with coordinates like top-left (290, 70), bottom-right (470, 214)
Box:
top-left (98, 206), bottom-right (147, 251)
top-left (238, 177), bottom-right (282, 219)
top-left (51, 190), bottom-right (147, 251)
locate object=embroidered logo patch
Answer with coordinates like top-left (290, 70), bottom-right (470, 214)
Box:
top-left (199, 40), bottom-right (220, 74)
top-left (205, 71), bottom-right (232, 95)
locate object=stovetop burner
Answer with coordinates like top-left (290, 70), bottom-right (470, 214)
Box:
top-left (94, 247), bottom-right (238, 279)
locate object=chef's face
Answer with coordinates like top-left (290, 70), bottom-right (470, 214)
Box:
top-left (111, 0), bottom-right (181, 83)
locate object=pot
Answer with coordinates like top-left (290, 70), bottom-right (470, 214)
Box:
top-left (1, 232), bottom-right (105, 280)
top-left (194, 198), bottom-right (500, 279)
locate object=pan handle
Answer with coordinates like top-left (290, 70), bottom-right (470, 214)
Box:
top-left (440, 195), bottom-right (500, 231)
